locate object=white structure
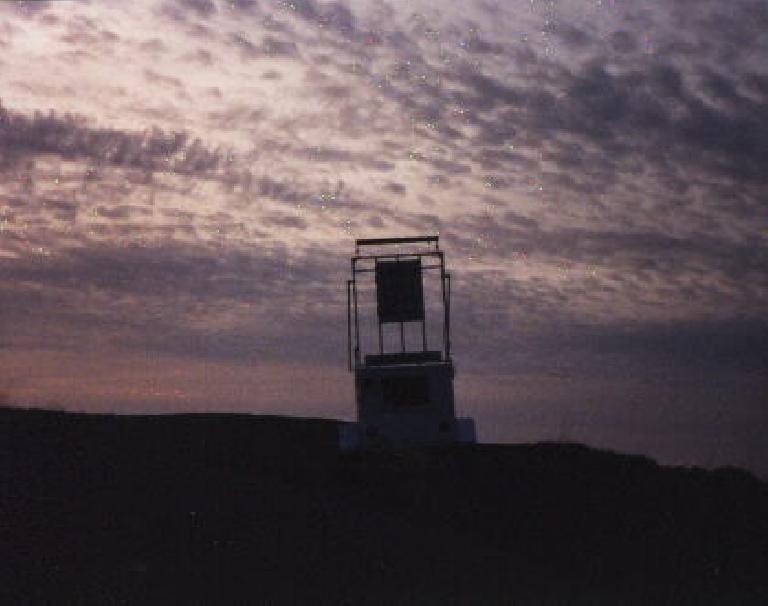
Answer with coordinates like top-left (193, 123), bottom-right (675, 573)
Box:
top-left (340, 236), bottom-right (475, 449)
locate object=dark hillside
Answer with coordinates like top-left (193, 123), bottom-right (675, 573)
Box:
top-left (2, 407), bottom-right (767, 604)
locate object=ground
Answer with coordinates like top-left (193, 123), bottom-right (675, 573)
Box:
top-left (2, 407), bottom-right (767, 604)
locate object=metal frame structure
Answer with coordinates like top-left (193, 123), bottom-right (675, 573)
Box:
top-left (347, 235), bottom-right (451, 371)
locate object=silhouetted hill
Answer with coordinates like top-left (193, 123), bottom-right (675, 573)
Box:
top-left (2, 407), bottom-right (767, 604)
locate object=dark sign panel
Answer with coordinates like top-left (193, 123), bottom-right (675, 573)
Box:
top-left (375, 259), bottom-right (424, 323)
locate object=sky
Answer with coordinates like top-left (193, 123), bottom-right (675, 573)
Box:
top-left (1, 0), bottom-right (767, 476)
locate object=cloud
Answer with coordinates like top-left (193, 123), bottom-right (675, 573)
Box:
top-left (181, 0), bottom-right (217, 17)
top-left (182, 48), bottom-right (216, 65)
top-left (0, 102), bottom-right (226, 178)
top-left (285, 0), bottom-right (356, 34)
top-left (94, 205), bottom-right (153, 220)
top-left (143, 68), bottom-right (184, 89)
top-left (0, 235), bottom-right (350, 368)
top-left (161, 0), bottom-right (217, 20)
top-left (229, 0), bottom-right (259, 12)
top-left (263, 212), bottom-right (307, 230)
top-left (382, 182), bottom-right (406, 195)
top-left (139, 37), bottom-right (168, 54)
top-left (573, 319), bottom-right (768, 373)
top-left (609, 30), bottom-right (638, 54)
top-left (0, 0), bottom-right (766, 447)
top-left (7, 1), bottom-right (53, 18)
top-left (441, 52), bottom-right (768, 201)
top-left (548, 22), bottom-right (593, 49)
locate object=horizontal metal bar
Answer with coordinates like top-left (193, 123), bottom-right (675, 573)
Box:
top-left (356, 236), bottom-right (438, 247)
top-left (353, 265), bottom-right (444, 274)
top-left (352, 251), bottom-right (442, 263)
top-left (355, 265), bottom-right (440, 274)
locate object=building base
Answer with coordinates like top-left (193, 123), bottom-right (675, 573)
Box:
top-left (338, 417), bottom-right (476, 451)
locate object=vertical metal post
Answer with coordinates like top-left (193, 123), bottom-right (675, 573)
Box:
top-left (445, 273), bottom-right (452, 361)
top-left (352, 260), bottom-right (360, 366)
top-left (377, 254), bottom-right (383, 354)
top-left (347, 280), bottom-right (352, 371)
top-left (439, 252), bottom-right (447, 360)
top-left (420, 260), bottom-right (427, 351)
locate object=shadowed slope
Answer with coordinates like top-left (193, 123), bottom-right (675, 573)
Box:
top-left (2, 407), bottom-right (767, 604)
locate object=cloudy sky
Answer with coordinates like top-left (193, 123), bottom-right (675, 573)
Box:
top-left (1, 0), bottom-right (766, 475)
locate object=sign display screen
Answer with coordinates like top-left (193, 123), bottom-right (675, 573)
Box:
top-left (375, 259), bottom-right (424, 323)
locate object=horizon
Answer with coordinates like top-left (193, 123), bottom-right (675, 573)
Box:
top-left (1, 0), bottom-right (766, 477)
top-left (3, 403), bottom-right (767, 483)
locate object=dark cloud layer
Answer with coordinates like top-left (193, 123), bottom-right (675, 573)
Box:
top-left (0, 102), bottom-right (226, 177)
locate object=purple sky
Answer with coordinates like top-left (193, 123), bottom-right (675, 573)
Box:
top-left (1, 0), bottom-right (766, 476)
